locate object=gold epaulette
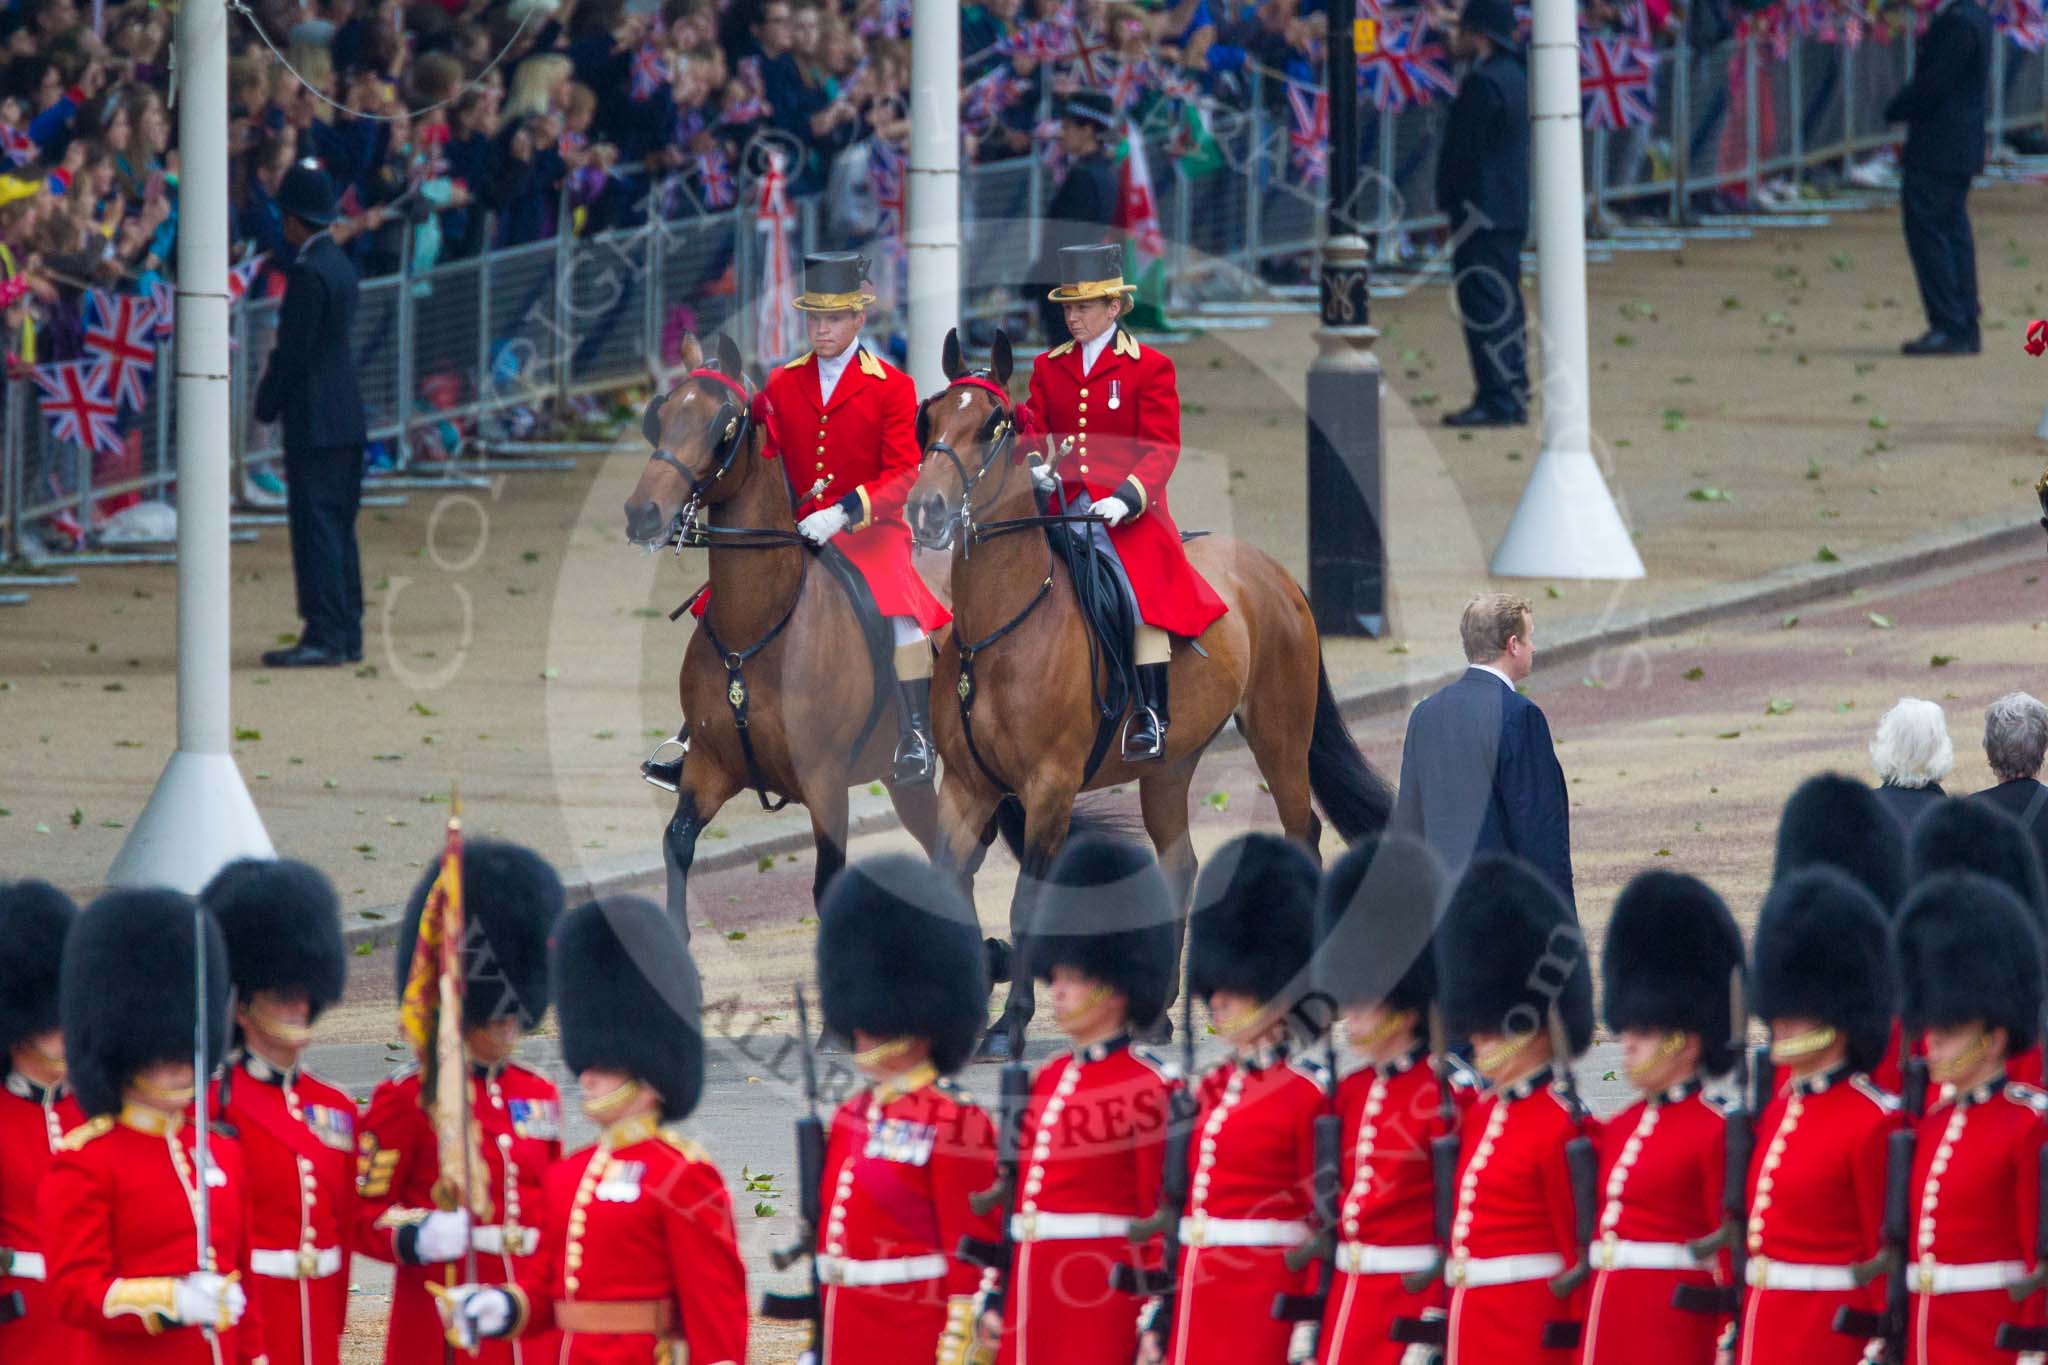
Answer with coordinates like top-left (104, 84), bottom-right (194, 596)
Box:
top-left (783, 351), bottom-right (814, 369)
top-left (1046, 340), bottom-right (1076, 358)
top-left (658, 1127), bottom-right (711, 1163)
top-left (1113, 329), bottom-right (1141, 360)
top-left (56, 1114), bottom-right (114, 1152)
top-left (858, 348), bottom-right (887, 379)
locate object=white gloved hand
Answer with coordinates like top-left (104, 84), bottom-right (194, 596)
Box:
top-left (1089, 495), bottom-right (1132, 528)
top-left (414, 1209), bottom-right (472, 1264)
top-left (1286, 1318), bottom-right (1318, 1363)
top-left (171, 1272), bottom-right (246, 1331)
top-left (1028, 460), bottom-right (1057, 494)
top-left (798, 505), bottom-right (850, 545)
top-left (439, 1284), bottom-right (515, 1350)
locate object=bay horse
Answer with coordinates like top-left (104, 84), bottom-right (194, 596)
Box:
top-left (906, 329), bottom-right (1394, 1053)
top-left (622, 334), bottom-right (948, 934)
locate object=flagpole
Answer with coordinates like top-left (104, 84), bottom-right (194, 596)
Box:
top-left (905, 0), bottom-right (959, 395)
top-left (109, 0), bottom-right (274, 890)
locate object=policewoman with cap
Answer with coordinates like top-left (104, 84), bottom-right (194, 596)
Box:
top-left (253, 160), bottom-right (370, 669)
top-left (1031, 91), bottom-right (1121, 346)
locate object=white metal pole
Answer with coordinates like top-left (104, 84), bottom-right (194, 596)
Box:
top-left (905, 0), bottom-right (960, 394)
top-left (1490, 0), bottom-right (1645, 579)
top-left (110, 0), bottom-right (274, 889)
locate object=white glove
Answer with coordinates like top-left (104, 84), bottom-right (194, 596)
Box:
top-left (1286, 1318), bottom-right (1318, 1363)
top-left (798, 505), bottom-right (850, 545)
top-left (414, 1209), bottom-right (472, 1264)
top-left (171, 1272), bottom-right (246, 1331)
top-left (1028, 460), bottom-right (1057, 494)
top-left (439, 1284), bottom-right (515, 1350)
top-left (1089, 495), bottom-right (1132, 528)
top-left (1399, 1308), bottom-right (1447, 1365)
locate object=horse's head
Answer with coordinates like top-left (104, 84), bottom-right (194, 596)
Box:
top-left (624, 332), bottom-right (757, 546)
top-left (907, 327), bottom-right (1019, 553)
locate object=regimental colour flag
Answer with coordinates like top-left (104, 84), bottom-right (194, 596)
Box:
top-left (1579, 33), bottom-right (1656, 130)
top-left (33, 359), bottom-right (122, 456)
top-left (82, 290), bottom-right (158, 411)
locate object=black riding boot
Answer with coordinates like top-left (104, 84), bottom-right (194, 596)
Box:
top-left (1122, 662), bottom-right (1170, 762)
top-left (892, 677), bottom-right (936, 785)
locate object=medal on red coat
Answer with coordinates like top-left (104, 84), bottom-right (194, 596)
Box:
top-left (1108, 380), bottom-right (1121, 410)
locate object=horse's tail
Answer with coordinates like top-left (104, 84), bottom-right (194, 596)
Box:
top-left (1308, 659), bottom-right (1395, 843)
top-left (990, 793), bottom-right (1147, 864)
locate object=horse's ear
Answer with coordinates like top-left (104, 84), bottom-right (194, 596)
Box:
top-left (678, 333), bottom-right (704, 373)
top-left (642, 391), bottom-right (667, 448)
top-left (716, 332), bottom-right (744, 381)
top-left (991, 329), bottom-right (1013, 386)
top-left (914, 397), bottom-right (931, 452)
top-left (941, 327), bottom-right (963, 382)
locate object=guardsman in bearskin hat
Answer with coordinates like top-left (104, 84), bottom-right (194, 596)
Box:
top-left (1138, 832), bottom-right (1323, 1365)
top-left (0, 879), bottom-right (85, 1358)
top-left (1311, 835), bottom-right (1473, 1364)
top-left (1433, 855), bottom-right (1599, 1365)
top-left (1742, 867), bottom-right (1904, 1365)
top-left (354, 839), bottom-right (566, 1365)
top-left (201, 858), bottom-right (354, 1365)
top-left (1025, 239), bottom-right (1229, 764)
top-left (1895, 872), bottom-right (2048, 1363)
top-left (434, 895), bottom-right (749, 1364)
top-left (813, 853), bottom-right (1001, 1364)
top-left (1581, 870), bottom-right (1746, 1365)
top-left (40, 888), bottom-right (263, 1358)
top-left (758, 249), bottom-right (951, 784)
top-left (979, 836), bottom-right (1181, 1365)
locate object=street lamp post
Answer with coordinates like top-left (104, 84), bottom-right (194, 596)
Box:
top-left (1305, 0), bottom-right (1387, 637)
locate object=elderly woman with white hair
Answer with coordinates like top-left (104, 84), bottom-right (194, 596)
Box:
top-left (1973, 691), bottom-right (2048, 875)
top-left (1869, 697), bottom-right (1954, 829)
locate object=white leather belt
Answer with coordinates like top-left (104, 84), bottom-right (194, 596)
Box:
top-left (1010, 1212), bottom-right (1131, 1242)
top-left (0, 1249), bottom-right (46, 1280)
top-left (1746, 1259), bottom-right (1859, 1291)
top-left (1909, 1259), bottom-right (2027, 1295)
top-left (816, 1253), bottom-right (949, 1287)
top-left (250, 1247), bottom-right (343, 1280)
top-left (1179, 1216), bottom-right (1312, 1249)
top-left (1592, 1239), bottom-right (1708, 1272)
top-left (1447, 1252), bottom-right (1567, 1288)
top-left (1336, 1243), bottom-right (1437, 1276)
top-left (471, 1224), bottom-right (537, 1257)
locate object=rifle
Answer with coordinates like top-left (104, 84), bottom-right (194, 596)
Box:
top-left (759, 987), bottom-right (827, 1357)
top-left (1111, 983), bottom-right (1198, 1346)
top-left (1541, 1004), bottom-right (1599, 1353)
top-left (952, 1014), bottom-right (1029, 1363)
top-left (1390, 1006), bottom-right (1463, 1349)
top-left (1998, 1007), bottom-right (2048, 1352)
top-left (1674, 969), bottom-right (1755, 1326)
top-left (1833, 1052), bottom-right (1926, 1361)
top-left (1271, 1000), bottom-right (1343, 1336)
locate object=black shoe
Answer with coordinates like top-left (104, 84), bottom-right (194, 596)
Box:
top-left (1441, 403), bottom-right (1527, 428)
top-left (1901, 330), bottom-right (1978, 356)
top-left (260, 643), bottom-right (346, 668)
top-left (1122, 662), bottom-right (1170, 762)
top-left (891, 677), bottom-right (936, 786)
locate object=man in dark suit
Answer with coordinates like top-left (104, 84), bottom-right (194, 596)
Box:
top-left (1032, 91), bottom-right (1120, 346)
top-left (1389, 593), bottom-right (1574, 905)
top-left (254, 163), bottom-right (368, 669)
top-left (1974, 691), bottom-right (2048, 875)
top-left (1883, 0), bottom-right (1991, 356)
top-left (1436, 0), bottom-right (1530, 428)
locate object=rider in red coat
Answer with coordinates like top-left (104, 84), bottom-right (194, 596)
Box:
top-left (761, 251), bottom-right (951, 784)
top-left (1025, 242), bottom-right (1227, 762)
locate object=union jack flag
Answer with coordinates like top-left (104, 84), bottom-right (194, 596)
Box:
top-left (0, 121), bottom-right (33, 167)
top-left (82, 291), bottom-right (158, 411)
top-left (964, 67), bottom-right (1027, 129)
top-left (695, 150), bottom-right (735, 208)
top-left (1360, 15), bottom-right (1456, 112)
top-left (1994, 0), bottom-right (2046, 50)
top-left (1001, 17), bottom-right (1073, 62)
top-left (720, 92), bottom-right (770, 125)
top-left (1579, 34), bottom-right (1656, 130)
top-left (1063, 28), bottom-right (1113, 84)
top-left (228, 253), bottom-right (266, 302)
top-left (1286, 82), bottom-right (1330, 183)
top-left (1106, 58), bottom-right (1148, 112)
top-left (630, 44), bottom-right (670, 101)
top-left (34, 360), bottom-right (122, 456)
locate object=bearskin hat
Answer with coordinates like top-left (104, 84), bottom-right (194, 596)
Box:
top-left (1028, 837), bottom-right (1180, 1030)
top-left (1896, 871), bottom-right (2044, 1050)
top-left (0, 880), bottom-right (77, 1054)
top-left (202, 859), bottom-right (348, 1024)
top-left (1187, 833), bottom-right (1318, 1006)
top-left (63, 888), bottom-right (230, 1118)
top-left (1752, 867), bottom-right (1897, 1074)
top-left (554, 896), bottom-right (705, 1121)
top-left (1907, 797), bottom-right (2048, 926)
top-left (1436, 855), bottom-right (1594, 1057)
top-left (1601, 870), bottom-right (1745, 1076)
top-left (818, 854), bottom-right (988, 1075)
top-left (1773, 772), bottom-right (1907, 913)
top-left (394, 840), bottom-right (564, 1030)
top-left (1315, 835), bottom-right (1445, 1013)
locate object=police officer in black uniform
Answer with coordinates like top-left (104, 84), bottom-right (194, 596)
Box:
top-left (1437, 0), bottom-right (1531, 429)
top-left (1884, 0), bottom-right (1991, 356)
top-left (255, 163), bottom-right (369, 668)
top-left (1032, 90), bottom-right (1121, 346)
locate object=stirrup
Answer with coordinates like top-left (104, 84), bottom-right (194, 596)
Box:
top-left (892, 732), bottom-right (936, 786)
top-left (640, 735), bottom-right (689, 792)
top-left (1121, 708), bottom-right (1166, 762)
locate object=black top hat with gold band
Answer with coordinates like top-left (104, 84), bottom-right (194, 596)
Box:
top-left (793, 251), bottom-right (876, 313)
top-left (1047, 243), bottom-right (1137, 304)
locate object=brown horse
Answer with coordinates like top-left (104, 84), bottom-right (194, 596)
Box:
top-left (622, 334), bottom-right (947, 932)
top-left (906, 329), bottom-right (1394, 1053)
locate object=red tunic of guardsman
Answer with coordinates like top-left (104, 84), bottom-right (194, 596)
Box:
top-left (39, 888), bottom-right (267, 1363)
top-left (1741, 868), bottom-right (1904, 1365)
top-left (813, 854), bottom-right (1002, 1365)
top-left (436, 896), bottom-right (749, 1365)
top-left (1894, 871), bottom-right (2048, 1365)
top-left (1024, 241), bottom-right (1227, 762)
top-left (353, 840), bottom-right (565, 1365)
top-left (0, 880), bottom-right (87, 1360)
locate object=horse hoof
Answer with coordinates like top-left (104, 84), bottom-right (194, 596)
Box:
top-left (975, 1025), bottom-right (1016, 1063)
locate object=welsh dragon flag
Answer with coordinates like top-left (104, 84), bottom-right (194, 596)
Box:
top-left (1114, 121), bottom-right (1169, 330)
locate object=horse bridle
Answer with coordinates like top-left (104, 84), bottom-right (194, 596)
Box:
top-left (916, 374), bottom-right (1018, 557)
top-left (645, 367), bottom-right (754, 549)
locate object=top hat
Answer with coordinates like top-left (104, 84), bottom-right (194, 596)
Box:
top-left (275, 161), bottom-right (338, 227)
top-left (1458, 0), bottom-right (1520, 48)
top-left (793, 251), bottom-right (876, 314)
top-left (1047, 243), bottom-right (1137, 305)
top-left (1059, 90), bottom-right (1118, 130)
